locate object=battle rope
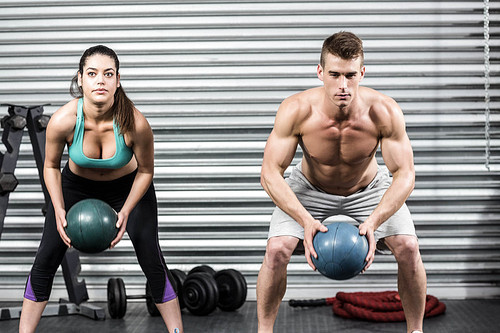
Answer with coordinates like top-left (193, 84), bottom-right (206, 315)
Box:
top-left (289, 291), bottom-right (446, 322)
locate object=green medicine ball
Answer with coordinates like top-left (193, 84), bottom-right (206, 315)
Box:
top-left (65, 198), bottom-right (118, 253)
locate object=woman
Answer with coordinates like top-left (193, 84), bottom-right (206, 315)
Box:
top-left (19, 45), bottom-right (183, 333)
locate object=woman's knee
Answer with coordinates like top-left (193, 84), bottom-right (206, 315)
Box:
top-left (140, 258), bottom-right (175, 303)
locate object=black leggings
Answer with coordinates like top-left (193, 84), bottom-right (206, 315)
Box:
top-left (24, 164), bottom-right (177, 303)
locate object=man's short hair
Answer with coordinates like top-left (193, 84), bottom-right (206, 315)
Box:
top-left (320, 31), bottom-right (364, 67)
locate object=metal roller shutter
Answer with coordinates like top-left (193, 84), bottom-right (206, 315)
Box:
top-left (0, 1), bottom-right (498, 302)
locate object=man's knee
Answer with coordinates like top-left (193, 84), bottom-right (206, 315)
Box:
top-left (263, 236), bottom-right (298, 269)
top-left (385, 235), bottom-right (421, 265)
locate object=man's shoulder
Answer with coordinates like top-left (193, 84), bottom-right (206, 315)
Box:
top-left (281, 87), bottom-right (321, 112)
top-left (360, 86), bottom-right (401, 117)
top-left (274, 88), bottom-right (322, 132)
top-left (359, 87), bottom-right (406, 137)
top-left (360, 86), bottom-right (396, 105)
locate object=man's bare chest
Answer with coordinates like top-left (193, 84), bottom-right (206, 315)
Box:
top-left (299, 117), bottom-right (379, 166)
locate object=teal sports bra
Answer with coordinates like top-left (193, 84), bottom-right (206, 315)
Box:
top-left (68, 98), bottom-right (133, 169)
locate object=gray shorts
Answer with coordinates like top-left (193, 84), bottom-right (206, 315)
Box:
top-left (268, 163), bottom-right (416, 253)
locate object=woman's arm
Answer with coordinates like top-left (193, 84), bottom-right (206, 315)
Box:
top-left (110, 109), bottom-right (155, 248)
top-left (43, 100), bottom-right (78, 247)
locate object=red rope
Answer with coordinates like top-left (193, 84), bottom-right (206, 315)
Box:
top-left (330, 291), bottom-right (446, 322)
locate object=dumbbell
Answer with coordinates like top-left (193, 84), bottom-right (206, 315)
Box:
top-left (107, 266), bottom-right (246, 318)
top-left (182, 265), bottom-right (247, 316)
top-left (1, 114), bottom-right (26, 130)
top-left (0, 172), bottom-right (19, 194)
top-left (107, 269), bottom-right (187, 319)
top-left (107, 278), bottom-right (151, 319)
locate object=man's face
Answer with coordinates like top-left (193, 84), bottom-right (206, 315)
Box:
top-left (317, 53), bottom-right (365, 109)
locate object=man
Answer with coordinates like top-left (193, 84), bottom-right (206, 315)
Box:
top-left (257, 31), bottom-right (427, 333)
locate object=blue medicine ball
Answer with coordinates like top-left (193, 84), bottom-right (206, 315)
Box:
top-left (65, 199), bottom-right (118, 254)
top-left (311, 222), bottom-right (369, 280)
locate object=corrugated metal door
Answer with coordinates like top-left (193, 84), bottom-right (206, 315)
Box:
top-left (0, 1), bottom-right (498, 302)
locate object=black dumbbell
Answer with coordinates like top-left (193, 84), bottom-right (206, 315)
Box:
top-left (107, 278), bottom-right (127, 319)
top-left (182, 265), bottom-right (247, 316)
top-left (107, 269), bottom-right (187, 319)
top-left (0, 172), bottom-right (19, 194)
top-left (108, 278), bottom-right (157, 319)
top-left (214, 268), bottom-right (247, 312)
top-left (34, 114), bottom-right (51, 131)
top-left (1, 114), bottom-right (26, 130)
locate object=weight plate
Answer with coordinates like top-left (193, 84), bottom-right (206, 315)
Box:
top-left (107, 278), bottom-right (126, 319)
top-left (183, 272), bottom-right (219, 316)
top-left (215, 269), bottom-right (247, 311)
top-left (116, 278), bottom-right (127, 318)
top-left (188, 265), bottom-right (216, 276)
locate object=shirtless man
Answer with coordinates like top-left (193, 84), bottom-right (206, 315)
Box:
top-left (257, 31), bottom-right (427, 333)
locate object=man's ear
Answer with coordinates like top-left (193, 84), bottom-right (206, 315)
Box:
top-left (317, 64), bottom-right (324, 82)
top-left (360, 66), bottom-right (366, 81)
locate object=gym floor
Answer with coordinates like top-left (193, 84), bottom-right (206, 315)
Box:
top-left (0, 299), bottom-right (499, 332)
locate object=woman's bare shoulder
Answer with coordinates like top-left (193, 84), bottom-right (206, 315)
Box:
top-left (47, 99), bottom-right (78, 134)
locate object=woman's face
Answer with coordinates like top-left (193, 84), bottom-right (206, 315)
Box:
top-left (78, 54), bottom-right (120, 105)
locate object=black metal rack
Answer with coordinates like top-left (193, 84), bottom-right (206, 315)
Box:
top-left (0, 104), bottom-right (105, 321)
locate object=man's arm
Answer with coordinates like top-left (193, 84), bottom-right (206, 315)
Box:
top-left (261, 98), bottom-right (328, 269)
top-left (359, 98), bottom-right (415, 268)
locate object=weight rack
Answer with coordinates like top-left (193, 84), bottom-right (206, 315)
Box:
top-left (0, 104), bottom-right (105, 321)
